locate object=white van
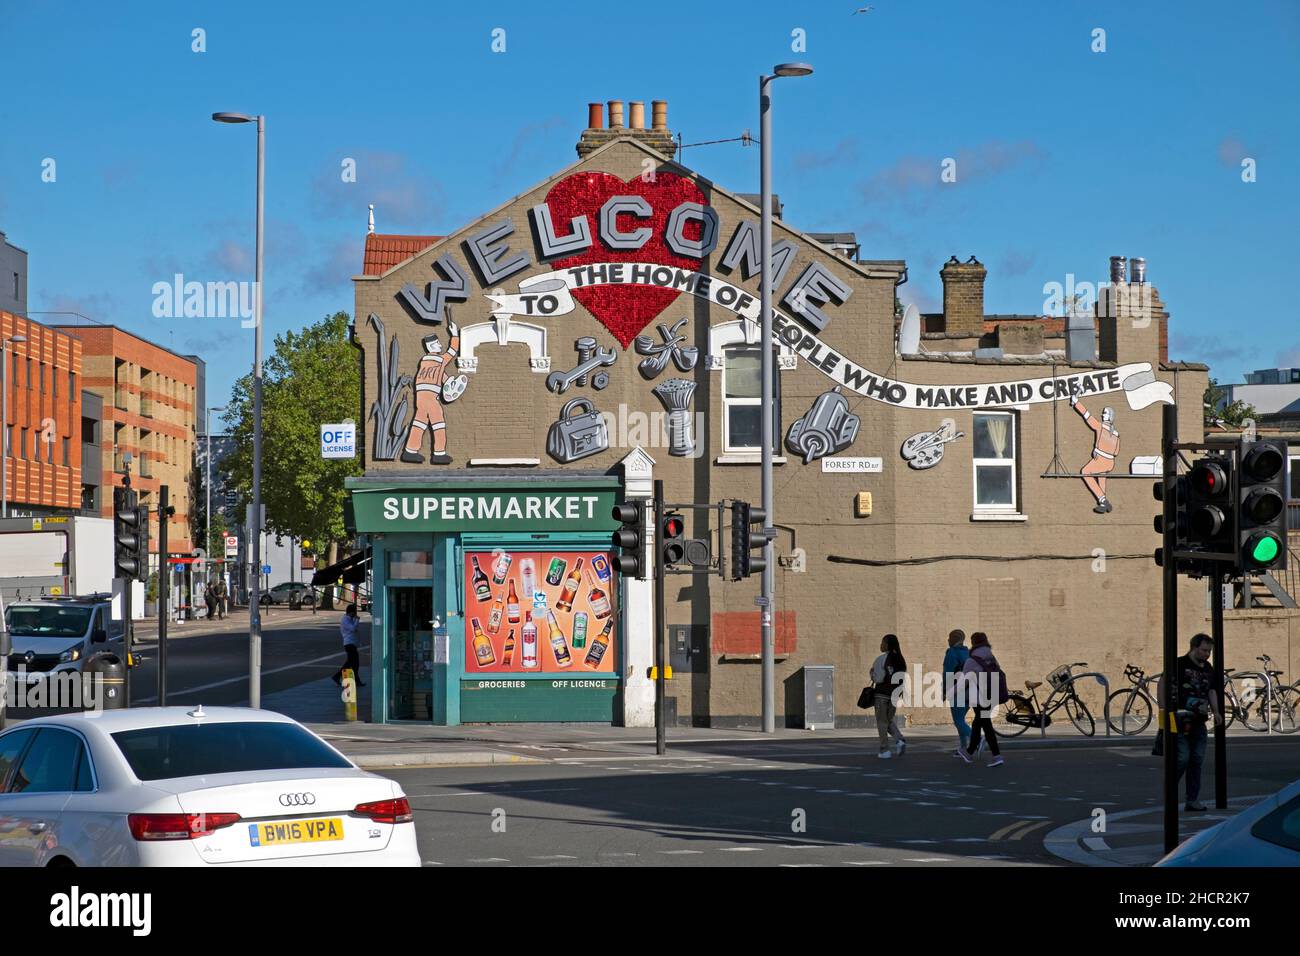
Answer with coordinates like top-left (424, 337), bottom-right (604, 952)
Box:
top-left (3, 597), bottom-right (126, 681)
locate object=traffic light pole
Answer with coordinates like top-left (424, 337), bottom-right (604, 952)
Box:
top-left (1161, 404), bottom-right (1179, 855)
top-left (653, 480), bottom-right (667, 756)
top-left (1211, 569), bottom-right (1227, 809)
top-left (158, 485), bottom-right (169, 707)
top-left (122, 472), bottom-right (134, 708)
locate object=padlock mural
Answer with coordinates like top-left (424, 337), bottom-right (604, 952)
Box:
top-left (785, 387), bottom-right (860, 464)
top-left (547, 398), bottom-right (610, 463)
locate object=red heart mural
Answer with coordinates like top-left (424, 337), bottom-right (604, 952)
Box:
top-left (546, 171), bottom-right (708, 348)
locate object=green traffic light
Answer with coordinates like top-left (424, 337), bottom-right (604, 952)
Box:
top-left (1250, 534), bottom-right (1280, 565)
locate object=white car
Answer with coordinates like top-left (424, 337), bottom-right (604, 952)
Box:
top-left (0, 707), bottom-right (420, 866)
top-left (1156, 778), bottom-right (1300, 867)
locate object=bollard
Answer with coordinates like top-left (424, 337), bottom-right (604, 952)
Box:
top-left (341, 667), bottom-right (358, 721)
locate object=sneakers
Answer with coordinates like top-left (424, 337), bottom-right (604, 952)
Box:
top-left (877, 749), bottom-right (893, 760)
top-left (1185, 801), bottom-right (1207, 811)
top-left (988, 756), bottom-right (1005, 768)
top-left (957, 748), bottom-right (973, 764)
top-left (894, 740), bottom-right (907, 757)
top-left (953, 746), bottom-right (966, 758)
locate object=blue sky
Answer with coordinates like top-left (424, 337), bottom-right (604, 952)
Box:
top-left (1, 0), bottom-right (1296, 418)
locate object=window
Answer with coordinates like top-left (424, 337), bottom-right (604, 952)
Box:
top-left (388, 551), bottom-right (433, 579)
top-left (111, 722), bottom-right (352, 781)
top-left (74, 746), bottom-right (95, 792)
top-left (69, 371), bottom-right (75, 397)
top-left (47, 435), bottom-right (55, 463)
top-left (82, 416), bottom-right (96, 443)
top-left (1251, 795), bottom-right (1300, 852)
top-left (8, 729), bottom-right (83, 793)
top-left (972, 411), bottom-right (1018, 512)
top-left (3, 425), bottom-right (11, 459)
top-left (62, 437), bottom-right (69, 466)
top-left (722, 346), bottom-right (781, 453)
top-left (0, 729), bottom-right (36, 792)
top-left (18, 426), bottom-right (27, 459)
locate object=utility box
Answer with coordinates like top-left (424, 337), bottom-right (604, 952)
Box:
top-left (799, 665), bottom-right (835, 729)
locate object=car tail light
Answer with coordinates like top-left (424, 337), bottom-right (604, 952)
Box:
top-left (128, 812), bottom-right (243, 841)
top-left (353, 797), bottom-right (413, 825)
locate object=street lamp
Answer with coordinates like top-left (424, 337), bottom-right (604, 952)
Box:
top-left (212, 110), bottom-right (266, 708)
top-left (758, 62), bottom-right (812, 734)
top-left (205, 405), bottom-right (227, 590)
top-left (2, 333), bottom-right (29, 519)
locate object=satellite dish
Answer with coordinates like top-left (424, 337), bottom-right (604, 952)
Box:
top-left (898, 303), bottom-right (921, 355)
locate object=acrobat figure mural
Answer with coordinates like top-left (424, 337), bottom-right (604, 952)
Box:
top-left (401, 318), bottom-right (463, 464)
top-left (1070, 394), bottom-right (1119, 513)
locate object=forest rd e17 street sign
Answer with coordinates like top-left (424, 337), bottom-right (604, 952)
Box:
top-left (321, 423), bottom-right (356, 459)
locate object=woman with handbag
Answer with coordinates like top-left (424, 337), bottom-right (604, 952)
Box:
top-left (870, 634), bottom-right (907, 759)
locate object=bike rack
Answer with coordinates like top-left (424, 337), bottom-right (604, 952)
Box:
top-left (1076, 672), bottom-right (1112, 738)
top-left (1232, 671), bottom-right (1274, 736)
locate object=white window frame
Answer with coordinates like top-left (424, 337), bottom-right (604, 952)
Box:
top-left (721, 345), bottom-right (782, 455)
top-left (971, 410), bottom-right (1019, 516)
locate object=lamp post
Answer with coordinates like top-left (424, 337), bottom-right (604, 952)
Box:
top-left (2, 333), bottom-right (29, 519)
top-left (212, 110), bottom-right (265, 708)
top-left (205, 405), bottom-right (227, 591)
top-left (758, 63), bottom-right (812, 733)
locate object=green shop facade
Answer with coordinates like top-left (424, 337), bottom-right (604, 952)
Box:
top-left (348, 463), bottom-right (658, 726)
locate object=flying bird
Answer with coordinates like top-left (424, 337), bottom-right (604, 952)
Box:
top-left (853, 5), bottom-right (873, 13)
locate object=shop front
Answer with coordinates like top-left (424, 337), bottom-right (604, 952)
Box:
top-left (349, 473), bottom-right (626, 724)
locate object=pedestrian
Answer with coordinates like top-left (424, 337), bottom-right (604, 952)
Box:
top-left (214, 578), bottom-right (228, 619)
top-left (332, 603), bottom-right (364, 687)
top-left (1156, 633), bottom-right (1223, 811)
top-left (204, 582), bottom-right (217, 620)
top-left (870, 634), bottom-right (907, 759)
top-left (944, 628), bottom-right (971, 754)
top-left (958, 631), bottom-right (1005, 767)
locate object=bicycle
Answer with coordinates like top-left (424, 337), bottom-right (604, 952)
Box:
top-left (996, 661), bottom-right (1097, 737)
top-left (1106, 664), bottom-right (1160, 735)
top-left (1224, 655), bottom-right (1299, 734)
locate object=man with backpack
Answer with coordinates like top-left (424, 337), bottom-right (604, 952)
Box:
top-left (957, 631), bottom-right (1007, 767)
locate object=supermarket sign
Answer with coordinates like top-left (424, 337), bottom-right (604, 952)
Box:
top-left (352, 487), bottom-right (619, 533)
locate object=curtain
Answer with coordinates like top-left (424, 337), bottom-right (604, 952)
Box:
top-left (986, 415), bottom-right (1010, 459)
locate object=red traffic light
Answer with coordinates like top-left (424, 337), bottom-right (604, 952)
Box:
top-left (662, 515), bottom-right (685, 538)
top-left (1190, 461), bottom-right (1227, 497)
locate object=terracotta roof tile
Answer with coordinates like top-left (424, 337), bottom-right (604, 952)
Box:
top-left (363, 233), bottom-right (444, 276)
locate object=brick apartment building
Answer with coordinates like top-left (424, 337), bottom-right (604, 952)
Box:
top-left (343, 100), bottom-right (1296, 728)
top-left (55, 324), bottom-right (198, 553)
top-left (1, 311), bottom-right (83, 516)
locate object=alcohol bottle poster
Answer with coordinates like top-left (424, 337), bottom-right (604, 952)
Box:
top-left (463, 549), bottom-right (617, 674)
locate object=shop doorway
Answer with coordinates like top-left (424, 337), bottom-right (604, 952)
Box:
top-left (389, 587), bottom-right (435, 721)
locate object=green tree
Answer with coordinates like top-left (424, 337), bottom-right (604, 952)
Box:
top-left (1203, 377), bottom-right (1257, 428)
top-left (221, 312), bottom-right (363, 581)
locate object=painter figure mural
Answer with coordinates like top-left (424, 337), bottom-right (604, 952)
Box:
top-left (401, 318), bottom-right (463, 464)
top-left (1071, 394), bottom-right (1119, 513)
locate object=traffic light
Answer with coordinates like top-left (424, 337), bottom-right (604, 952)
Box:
top-left (137, 505), bottom-right (151, 580)
top-left (731, 500), bottom-right (768, 580)
top-left (611, 500), bottom-right (646, 580)
top-left (1186, 454), bottom-right (1234, 559)
top-left (660, 512), bottom-right (686, 567)
top-left (1152, 475), bottom-right (1187, 570)
top-left (113, 486), bottom-right (142, 579)
top-left (1238, 439), bottom-right (1288, 573)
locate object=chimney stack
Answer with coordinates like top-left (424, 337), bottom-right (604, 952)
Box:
top-left (939, 255), bottom-right (987, 337)
top-left (576, 98), bottom-right (676, 159)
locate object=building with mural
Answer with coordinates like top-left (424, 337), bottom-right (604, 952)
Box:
top-left (346, 100), bottom-right (1296, 727)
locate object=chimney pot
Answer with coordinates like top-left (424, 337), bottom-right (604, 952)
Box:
top-left (1109, 256), bottom-right (1127, 285)
top-left (607, 100), bottom-right (624, 129)
top-left (652, 100), bottom-right (667, 130)
top-left (1128, 257), bottom-right (1146, 284)
top-left (587, 103), bottom-right (603, 129)
top-left (629, 101), bottom-right (645, 130)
